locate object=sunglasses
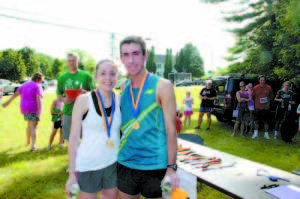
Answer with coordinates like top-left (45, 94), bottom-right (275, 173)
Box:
top-left (240, 85), bottom-right (245, 87)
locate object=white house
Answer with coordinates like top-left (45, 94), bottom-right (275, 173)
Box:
top-left (154, 55), bottom-right (176, 77)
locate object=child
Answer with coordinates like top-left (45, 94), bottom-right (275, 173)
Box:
top-left (176, 111), bottom-right (183, 134)
top-left (47, 98), bottom-right (64, 150)
top-left (183, 91), bottom-right (193, 128)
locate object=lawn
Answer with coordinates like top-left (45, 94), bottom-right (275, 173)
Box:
top-left (0, 86), bottom-right (299, 199)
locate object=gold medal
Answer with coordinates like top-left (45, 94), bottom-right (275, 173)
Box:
top-left (106, 139), bottom-right (114, 148)
top-left (132, 121), bottom-right (140, 130)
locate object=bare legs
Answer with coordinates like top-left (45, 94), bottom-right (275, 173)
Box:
top-left (184, 115), bottom-right (192, 128)
top-left (118, 191), bottom-right (142, 199)
top-left (196, 112), bottom-right (211, 129)
top-left (27, 120), bottom-right (38, 150)
top-left (78, 188), bottom-right (118, 199)
top-left (48, 127), bottom-right (63, 148)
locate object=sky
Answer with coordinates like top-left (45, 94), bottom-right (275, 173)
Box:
top-left (0, 0), bottom-right (242, 73)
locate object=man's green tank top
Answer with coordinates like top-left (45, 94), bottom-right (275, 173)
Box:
top-left (118, 74), bottom-right (168, 170)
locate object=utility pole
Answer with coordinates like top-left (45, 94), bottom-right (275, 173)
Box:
top-left (110, 33), bottom-right (118, 63)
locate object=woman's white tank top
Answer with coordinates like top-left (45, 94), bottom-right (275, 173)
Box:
top-left (75, 92), bottom-right (121, 172)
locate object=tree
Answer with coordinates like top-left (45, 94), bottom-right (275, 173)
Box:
top-left (146, 46), bottom-right (156, 73)
top-left (201, 0), bottom-right (296, 81)
top-left (52, 58), bottom-right (65, 79)
top-left (164, 49), bottom-right (173, 79)
top-left (18, 47), bottom-right (40, 77)
top-left (0, 49), bottom-right (26, 81)
top-left (273, 0), bottom-right (300, 83)
top-left (37, 53), bottom-right (53, 79)
top-left (85, 55), bottom-right (97, 74)
top-left (175, 50), bottom-right (184, 73)
top-left (175, 43), bottom-right (204, 78)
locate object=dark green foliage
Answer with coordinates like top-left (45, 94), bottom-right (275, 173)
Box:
top-left (52, 59), bottom-right (64, 79)
top-left (164, 49), bottom-right (173, 79)
top-left (37, 53), bottom-right (54, 79)
top-left (18, 47), bottom-right (40, 77)
top-left (175, 43), bottom-right (204, 78)
top-left (175, 50), bottom-right (184, 73)
top-left (0, 49), bottom-right (26, 81)
top-left (204, 0), bottom-right (300, 84)
top-left (146, 46), bottom-right (156, 74)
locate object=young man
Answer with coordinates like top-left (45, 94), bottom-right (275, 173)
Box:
top-left (56, 53), bottom-right (95, 142)
top-left (117, 36), bottom-right (178, 199)
top-left (251, 76), bottom-right (273, 139)
top-left (194, 80), bottom-right (217, 130)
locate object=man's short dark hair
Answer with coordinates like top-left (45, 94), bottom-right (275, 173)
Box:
top-left (259, 75), bottom-right (266, 81)
top-left (120, 36), bottom-right (146, 56)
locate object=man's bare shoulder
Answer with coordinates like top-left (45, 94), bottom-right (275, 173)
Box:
top-left (157, 78), bottom-right (174, 92)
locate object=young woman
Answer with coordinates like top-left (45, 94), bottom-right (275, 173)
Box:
top-left (66, 60), bottom-right (121, 199)
top-left (232, 81), bottom-right (251, 136)
top-left (274, 81), bottom-right (295, 139)
top-left (2, 72), bottom-right (44, 151)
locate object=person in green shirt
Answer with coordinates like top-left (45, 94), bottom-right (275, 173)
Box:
top-left (56, 53), bottom-right (95, 141)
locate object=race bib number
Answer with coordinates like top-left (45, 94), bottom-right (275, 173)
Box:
top-left (260, 97), bottom-right (268, 104)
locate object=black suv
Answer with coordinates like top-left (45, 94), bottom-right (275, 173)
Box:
top-left (211, 75), bottom-right (283, 122)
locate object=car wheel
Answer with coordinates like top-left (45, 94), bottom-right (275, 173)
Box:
top-left (215, 114), bottom-right (225, 122)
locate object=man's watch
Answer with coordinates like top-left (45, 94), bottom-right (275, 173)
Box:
top-left (167, 164), bottom-right (178, 171)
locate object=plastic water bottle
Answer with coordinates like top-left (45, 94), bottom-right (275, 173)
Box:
top-left (288, 104), bottom-right (291, 111)
top-left (161, 176), bottom-right (172, 199)
top-left (68, 183), bottom-right (80, 199)
top-left (281, 100), bottom-right (285, 109)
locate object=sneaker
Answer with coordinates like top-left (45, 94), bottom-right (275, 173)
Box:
top-left (252, 134), bottom-right (258, 139)
top-left (264, 134), bottom-right (270, 140)
top-left (30, 147), bottom-right (40, 152)
top-left (194, 126), bottom-right (200, 129)
top-left (274, 135), bottom-right (277, 140)
top-left (206, 128), bottom-right (210, 131)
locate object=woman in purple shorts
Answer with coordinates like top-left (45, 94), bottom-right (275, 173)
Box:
top-left (232, 81), bottom-right (251, 136)
top-left (2, 72), bottom-right (44, 151)
top-left (183, 90), bottom-right (193, 128)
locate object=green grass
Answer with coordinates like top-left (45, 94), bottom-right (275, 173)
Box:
top-left (0, 86), bottom-right (299, 199)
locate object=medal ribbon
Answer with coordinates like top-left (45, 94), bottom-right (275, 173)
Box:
top-left (129, 71), bottom-right (150, 118)
top-left (96, 90), bottom-right (115, 139)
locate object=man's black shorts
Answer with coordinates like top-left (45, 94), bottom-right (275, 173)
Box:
top-left (117, 163), bottom-right (167, 198)
top-left (53, 120), bottom-right (62, 129)
top-left (254, 109), bottom-right (270, 122)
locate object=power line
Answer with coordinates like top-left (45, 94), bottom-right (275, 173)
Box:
top-left (0, 13), bottom-right (128, 36)
top-left (0, 6), bottom-right (64, 21)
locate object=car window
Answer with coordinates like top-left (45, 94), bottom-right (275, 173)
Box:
top-left (227, 79), bottom-right (233, 94)
top-left (213, 79), bottom-right (226, 94)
